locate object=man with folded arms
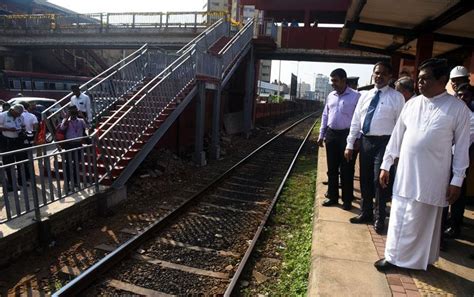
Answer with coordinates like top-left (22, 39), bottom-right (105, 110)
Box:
top-left (375, 59), bottom-right (470, 271)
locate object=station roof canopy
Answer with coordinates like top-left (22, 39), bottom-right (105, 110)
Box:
top-left (339, 0), bottom-right (474, 59)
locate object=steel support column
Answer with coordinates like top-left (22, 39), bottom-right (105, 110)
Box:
top-left (415, 34), bottom-right (434, 74)
top-left (243, 49), bottom-right (255, 138)
top-left (194, 82), bottom-right (207, 166)
top-left (391, 53), bottom-right (401, 79)
top-left (210, 85), bottom-right (222, 160)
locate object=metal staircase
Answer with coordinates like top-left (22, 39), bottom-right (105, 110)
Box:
top-left (45, 18), bottom-right (254, 188)
top-left (91, 19), bottom-right (255, 187)
top-left (0, 18), bottom-right (257, 224)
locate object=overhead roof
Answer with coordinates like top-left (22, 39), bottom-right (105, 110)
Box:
top-left (339, 0), bottom-right (474, 60)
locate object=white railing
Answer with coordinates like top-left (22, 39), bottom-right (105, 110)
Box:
top-left (0, 11), bottom-right (223, 32)
top-left (0, 137), bottom-right (98, 223)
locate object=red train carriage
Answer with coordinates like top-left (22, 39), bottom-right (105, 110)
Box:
top-left (0, 70), bottom-right (90, 101)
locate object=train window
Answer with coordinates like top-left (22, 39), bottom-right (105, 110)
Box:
top-left (55, 82), bottom-right (65, 90)
top-left (33, 80), bottom-right (45, 90)
top-left (24, 80), bottom-right (33, 90)
top-left (9, 79), bottom-right (21, 90)
top-left (48, 83), bottom-right (56, 90)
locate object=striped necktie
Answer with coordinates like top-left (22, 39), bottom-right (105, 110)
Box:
top-left (362, 90), bottom-right (381, 135)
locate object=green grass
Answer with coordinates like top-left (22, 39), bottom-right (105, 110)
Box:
top-left (242, 121), bottom-right (320, 296)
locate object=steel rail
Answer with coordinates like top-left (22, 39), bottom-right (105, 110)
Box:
top-left (224, 115), bottom-right (319, 296)
top-left (52, 112), bottom-right (318, 296)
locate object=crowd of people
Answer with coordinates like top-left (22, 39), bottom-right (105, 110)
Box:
top-left (0, 85), bottom-right (91, 192)
top-left (317, 58), bottom-right (473, 271)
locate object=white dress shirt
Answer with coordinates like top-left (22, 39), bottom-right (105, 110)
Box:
top-left (346, 85), bottom-right (405, 149)
top-left (70, 92), bottom-right (92, 123)
top-left (381, 92), bottom-right (470, 207)
top-left (22, 111), bottom-right (38, 133)
top-left (0, 111), bottom-right (23, 138)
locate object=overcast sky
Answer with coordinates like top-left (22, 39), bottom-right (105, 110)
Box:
top-left (48, 0), bottom-right (375, 89)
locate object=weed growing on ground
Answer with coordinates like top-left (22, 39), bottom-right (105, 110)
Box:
top-left (241, 121), bottom-right (320, 296)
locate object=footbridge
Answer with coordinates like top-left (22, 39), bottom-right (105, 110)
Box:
top-left (0, 12), bottom-right (223, 49)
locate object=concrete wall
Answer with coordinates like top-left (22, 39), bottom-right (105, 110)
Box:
top-left (0, 187), bottom-right (126, 267)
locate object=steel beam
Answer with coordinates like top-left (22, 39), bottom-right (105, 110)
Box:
top-left (243, 48), bottom-right (255, 138)
top-left (386, 0), bottom-right (474, 51)
top-left (345, 21), bottom-right (474, 46)
top-left (210, 85), bottom-right (222, 160)
top-left (194, 82), bottom-right (207, 166)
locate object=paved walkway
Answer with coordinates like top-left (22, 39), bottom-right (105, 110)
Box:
top-left (308, 148), bottom-right (474, 296)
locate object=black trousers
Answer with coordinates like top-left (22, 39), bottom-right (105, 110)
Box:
top-left (63, 141), bottom-right (83, 190)
top-left (3, 137), bottom-right (29, 187)
top-left (359, 135), bottom-right (393, 220)
top-left (325, 128), bottom-right (355, 204)
top-left (444, 144), bottom-right (474, 230)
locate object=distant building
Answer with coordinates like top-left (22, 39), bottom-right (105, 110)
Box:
top-left (314, 74), bottom-right (331, 102)
top-left (305, 91), bottom-right (316, 100)
top-left (298, 81), bottom-right (311, 98)
top-left (203, 0), bottom-right (230, 12)
top-left (259, 60), bottom-right (272, 83)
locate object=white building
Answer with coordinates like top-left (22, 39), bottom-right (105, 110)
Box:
top-left (314, 74), bottom-right (331, 102)
top-left (298, 81), bottom-right (311, 98)
top-left (203, 0), bottom-right (229, 12)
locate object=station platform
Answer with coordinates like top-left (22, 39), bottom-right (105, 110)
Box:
top-left (308, 148), bottom-right (474, 296)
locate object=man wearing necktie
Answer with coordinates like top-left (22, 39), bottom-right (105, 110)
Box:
top-left (345, 61), bottom-right (405, 234)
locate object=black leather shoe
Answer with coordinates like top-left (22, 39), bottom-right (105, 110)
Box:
top-left (322, 198), bottom-right (338, 206)
top-left (374, 258), bottom-right (396, 271)
top-left (443, 226), bottom-right (460, 239)
top-left (342, 203), bottom-right (352, 210)
top-left (350, 214), bottom-right (373, 224)
top-left (374, 220), bottom-right (385, 234)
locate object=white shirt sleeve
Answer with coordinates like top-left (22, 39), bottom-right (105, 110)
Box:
top-left (451, 106), bottom-right (471, 187)
top-left (346, 94), bottom-right (363, 150)
top-left (381, 105), bottom-right (407, 171)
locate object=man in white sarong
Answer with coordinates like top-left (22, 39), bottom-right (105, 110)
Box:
top-left (375, 58), bottom-right (470, 271)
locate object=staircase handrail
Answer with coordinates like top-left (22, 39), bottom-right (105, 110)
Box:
top-left (218, 19), bottom-right (254, 75)
top-left (42, 43), bottom-right (148, 121)
top-left (91, 48), bottom-right (195, 140)
top-left (94, 49), bottom-right (197, 177)
top-left (177, 18), bottom-right (226, 54)
top-left (91, 20), bottom-right (229, 139)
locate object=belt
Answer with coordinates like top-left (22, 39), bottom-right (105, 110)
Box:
top-left (362, 134), bottom-right (390, 138)
top-left (327, 127), bottom-right (350, 133)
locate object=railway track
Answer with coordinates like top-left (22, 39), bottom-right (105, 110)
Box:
top-left (53, 113), bottom-right (319, 296)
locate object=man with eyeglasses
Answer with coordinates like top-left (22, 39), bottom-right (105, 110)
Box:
top-left (375, 59), bottom-right (470, 271)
